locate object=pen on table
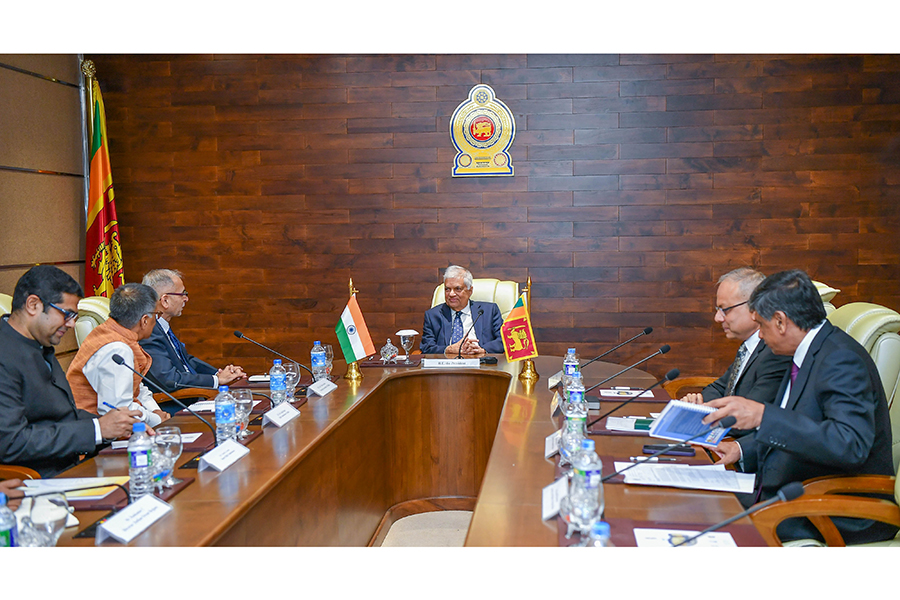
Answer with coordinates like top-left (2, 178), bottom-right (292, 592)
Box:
top-left (629, 456), bottom-right (677, 463)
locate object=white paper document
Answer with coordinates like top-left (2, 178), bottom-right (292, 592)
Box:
top-left (633, 528), bottom-right (737, 547)
top-left (111, 431), bottom-right (202, 450)
top-left (612, 462), bottom-right (755, 494)
top-left (23, 476), bottom-right (130, 501)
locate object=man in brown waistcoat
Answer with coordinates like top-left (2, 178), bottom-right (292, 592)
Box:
top-left (67, 283), bottom-right (170, 428)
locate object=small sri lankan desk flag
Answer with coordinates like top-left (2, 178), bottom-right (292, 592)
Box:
top-left (85, 79), bottom-right (125, 297)
top-left (501, 293), bottom-right (538, 362)
top-left (335, 294), bottom-right (376, 364)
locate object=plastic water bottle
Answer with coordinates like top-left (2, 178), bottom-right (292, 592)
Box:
top-left (579, 521), bottom-right (613, 547)
top-left (0, 493), bottom-right (17, 547)
top-left (567, 370), bottom-right (587, 413)
top-left (127, 422), bottom-right (154, 502)
top-left (570, 438), bottom-right (604, 534)
top-left (269, 359), bottom-right (286, 406)
top-left (559, 373), bottom-right (588, 467)
top-left (562, 347), bottom-right (579, 388)
top-left (214, 385), bottom-right (236, 444)
top-left (311, 341), bottom-right (327, 382)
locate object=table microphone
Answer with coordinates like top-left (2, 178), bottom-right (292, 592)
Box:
top-left (587, 368), bottom-right (679, 429)
top-left (111, 354), bottom-right (218, 448)
top-left (167, 379), bottom-right (273, 402)
top-left (233, 331), bottom-right (315, 376)
top-left (600, 416), bottom-right (737, 483)
top-left (457, 308), bottom-right (484, 359)
top-left (581, 327), bottom-right (653, 370)
top-left (584, 344), bottom-right (671, 394)
top-left (670, 481), bottom-right (805, 547)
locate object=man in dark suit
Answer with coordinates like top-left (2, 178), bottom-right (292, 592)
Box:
top-left (139, 269), bottom-right (245, 393)
top-left (704, 269), bottom-right (896, 544)
top-left (420, 265), bottom-right (503, 356)
top-left (682, 269), bottom-right (792, 422)
top-left (0, 266), bottom-right (139, 477)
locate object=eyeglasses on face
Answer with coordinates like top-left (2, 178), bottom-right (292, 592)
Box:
top-left (165, 290), bottom-right (189, 298)
top-left (47, 302), bottom-right (78, 322)
top-left (714, 300), bottom-right (749, 316)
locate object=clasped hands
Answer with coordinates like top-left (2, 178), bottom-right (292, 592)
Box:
top-left (217, 364), bottom-right (247, 385)
top-left (444, 337), bottom-right (486, 358)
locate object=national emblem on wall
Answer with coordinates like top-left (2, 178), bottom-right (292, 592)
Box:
top-left (450, 84), bottom-right (515, 177)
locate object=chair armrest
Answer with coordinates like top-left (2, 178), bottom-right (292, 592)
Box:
top-left (802, 474), bottom-right (896, 496)
top-left (153, 387), bottom-right (217, 403)
top-left (662, 376), bottom-right (716, 398)
top-left (752, 495), bottom-right (900, 547)
top-left (0, 465), bottom-right (41, 480)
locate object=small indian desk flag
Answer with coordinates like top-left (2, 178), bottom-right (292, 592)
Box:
top-left (501, 293), bottom-right (538, 362)
top-left (335, 294), bottom-right (376, 364)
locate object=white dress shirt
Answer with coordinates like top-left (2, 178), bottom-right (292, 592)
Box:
top-left (779, 320), bottom-right (827, 409)
top-left (82, 342), bottom-right (163, 427)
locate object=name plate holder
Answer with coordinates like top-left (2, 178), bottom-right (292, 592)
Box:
top-left (96, 495), bottom-right (172, 544)
top-left (198, 438), bottom-right (249, 472)
top-left (262, 402), bottom-right (301, 427)
top-left (541, 476), bottom-right (568, 521)
top-left (544, 429), bottom-right (561, 458)
top-left (421, 358), bottom-right (480, 369)
top-left (307, 378), bottom-right (338, 397)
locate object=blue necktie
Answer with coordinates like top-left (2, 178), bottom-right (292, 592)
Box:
top-left (450, 311), bottom-right (464, 344)
top-left (167, 328), bottom-right (196, 374)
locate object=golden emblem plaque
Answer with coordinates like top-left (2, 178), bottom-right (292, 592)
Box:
top-left (450, 84), bottom-right (515, 177)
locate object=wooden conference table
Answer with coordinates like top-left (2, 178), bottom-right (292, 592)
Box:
top-left (56, 355), bottom-right (764, 546)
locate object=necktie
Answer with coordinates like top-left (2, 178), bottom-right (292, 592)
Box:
top-left (450, 311), bottom-right (464, 344)
top-left (790, 362), bottom-right (799, 384)
top-left (167, 328), bottom-right (196, 374)
top-left (724, 344), bottom-right (749, 396)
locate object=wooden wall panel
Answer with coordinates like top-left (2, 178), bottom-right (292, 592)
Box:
top-left (88, 54), bottom-right (900, 381)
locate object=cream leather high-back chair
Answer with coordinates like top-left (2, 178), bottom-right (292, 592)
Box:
top-left (431, 278), bottom-right (520, 319)
top-left (0, 293), bottom-right (12, 315)
top-left (812, 280), bottom-right (840, 315)
top-left (74, 296), bottom-right (111, 346)
top-left (827, 302), bottom-right (900, 471)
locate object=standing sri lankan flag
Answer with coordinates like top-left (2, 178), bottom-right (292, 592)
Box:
top-left (335, 294), bottom-right (376, 364)
top-left (501, 292), bottom-right (538, 362)
top-left (85, 78), bottom-right (124, 297)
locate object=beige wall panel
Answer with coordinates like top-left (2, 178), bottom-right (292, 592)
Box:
top-left (0, 68), bottom-right (83, 174)
top-left (0, 54), bottom-right (81, 84)
top-left (0, 170), bottom-right (85, 265)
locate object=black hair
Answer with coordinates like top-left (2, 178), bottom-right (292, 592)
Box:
top-left (748, 269), bottom-right (827, 331)
top-left (12, 265), bottom-right (84, 313)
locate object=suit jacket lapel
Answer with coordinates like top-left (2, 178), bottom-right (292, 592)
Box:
top-left (440, 304), bottom-right (453, 347)
top-left (784, 321), bottom-right (831, 411)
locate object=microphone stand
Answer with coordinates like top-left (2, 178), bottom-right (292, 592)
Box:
top-left (456, 308), bottom-right (484, 360)
top-left (584, 345), bottom-right (671, 394)
top-left (580, 327), bottom-right (654, 370)
top-left (233, 331), bottom-right (315, 377)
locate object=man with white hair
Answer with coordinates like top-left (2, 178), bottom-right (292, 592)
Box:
top-left (420, 265), bottom-right (504, 357)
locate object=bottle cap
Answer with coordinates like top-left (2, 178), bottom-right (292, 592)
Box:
top-left (274, 359), bottom-right (282, 365)
top-left (132, 422), bottom-right (146, 433)
top-left (314, 341), bottom-right (321, 345)
top-left (218, 385), bottom-right (229, 392)
top-left (592, 521), bottom-right (610, 536)
top-left (581, 439), bottom-right (595, 451)
top-left (0, 492), bottom-right (6, 505)
top-left (568, 348), bottom-right (575, 353)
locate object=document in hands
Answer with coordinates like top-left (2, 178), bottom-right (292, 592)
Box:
top-left (649, 399), bottom-right (731, 447)
top-left (612, 462), bottom-right (755, 494)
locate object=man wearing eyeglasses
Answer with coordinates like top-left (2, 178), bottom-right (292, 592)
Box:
top-left (682, 268), bottom-right (792, 414)
top-left (0, 266), bottom-right (140, 477)
top-left (139, 269), bottom-right (245, 394)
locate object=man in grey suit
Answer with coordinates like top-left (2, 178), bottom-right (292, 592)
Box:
top-left (0, 266), bottom-right (139, 477)
top-left (704, 270), bottom-right (896, 544)
top-left (683, 268), bottom-right (792, 417)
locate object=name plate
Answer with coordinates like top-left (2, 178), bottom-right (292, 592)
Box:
top-left (544, 429), bottom-right (561, 458)
top-left (198, 438), bottom-right (249, 472)
top-left (307, 378), bottom-right (338, 397)
top-left (421, 358), bottom-right (480, 369)
top-left (263, 401), bottom-right (301, 427)
top-left (549, 390), bottom-right (562, 418)
top-left (96, 495), bottom-right (172, 544)
top-left (541, 476), bottom-right (569, 521)
top-left (548, 369), bottom-right (563, 389)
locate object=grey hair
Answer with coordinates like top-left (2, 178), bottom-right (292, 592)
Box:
top-left (443, 265), bottom-right (473, 290)
top-left (110, 283), bottom-right (158, 329)
top-left (142, 268), bottom-right (184, 293)
top-left (717, 267), bottom-right (766, 300)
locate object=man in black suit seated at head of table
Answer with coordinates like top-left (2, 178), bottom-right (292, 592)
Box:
top-left (139, 269), bottom-right (246, 402)
top-left (0, 266), bottom-right (140, 477)
top-left (703, 269), bottom-right (897, 544)
top-left (682, 268), bottom-right (793, 437)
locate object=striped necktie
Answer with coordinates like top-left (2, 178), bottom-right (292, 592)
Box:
top-left (167, 328), bottom-right (196, 374)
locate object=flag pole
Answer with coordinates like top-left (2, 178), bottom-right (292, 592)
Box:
top-left (81, 60), bottom-right (96, 140)
top-left (518, 275), bottom-right (539, 382)
top-left (343, 277), bottom-right (364, 382)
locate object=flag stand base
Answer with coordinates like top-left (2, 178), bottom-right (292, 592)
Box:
top-left (344, 361), bottom-right (363, 382)
top-left (518, 359), bottom-right (539, 382)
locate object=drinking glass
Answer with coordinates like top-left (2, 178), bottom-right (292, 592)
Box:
top-left (324, 345), bottom-right (334, 380)
top-left (154, 426), bottom-right (183, 488)
top-left (29, 493), bottom-right (70, 546)
top-left (232, 389), bottom-right (254, 439)
top-left (396, 329), bottom-right (418, 365)
top-left (284, 362), bottom-right (300, 398)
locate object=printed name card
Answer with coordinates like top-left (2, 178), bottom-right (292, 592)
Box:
top-left (547, 370), bottom-right (563, 389)
top-left (307, 378), bottom-right (338, 397)
top-left (541, 476), bottom-right (569, 521)
top-left (544, 429), bottom-right (561, 458)
top-left (96, 495), bottom-right (172, 544)
top-left (198, 438), bottom-right (249, 472)
top-left (549, 391), bottom-right (562, 418)
top-left (421, 358), bottom-right (480, 369)
top-left (262, 401), bottom-right (301, 427)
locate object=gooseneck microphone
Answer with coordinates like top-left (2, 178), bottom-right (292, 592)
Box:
top-left (671, 481), bottom-right (805, 547)
top-left (233, 331), bottom-right (314, 376)
top-left (587, 368), bottom-right (679, 429)
top-left (600, 416), bottom-right (737, 483)
top-left (584, 344), bottom-right (671, 394)
top-left (457, 308), bottom-right (485, 359)
top-left (580, 327), bottom-right (653, 371)
top-left (111, 354), bottom-right (218, 448)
